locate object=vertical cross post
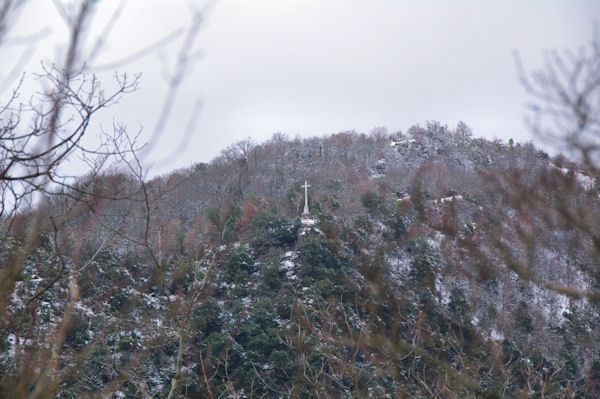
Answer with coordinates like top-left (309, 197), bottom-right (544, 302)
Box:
top-left (302, 180), bottom-right (310, 216)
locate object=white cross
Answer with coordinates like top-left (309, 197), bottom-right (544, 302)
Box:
top-left (302, 180), bottom-right (310, 216)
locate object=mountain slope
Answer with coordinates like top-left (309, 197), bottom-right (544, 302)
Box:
top-left (1, 123), bottom-right (599, 398)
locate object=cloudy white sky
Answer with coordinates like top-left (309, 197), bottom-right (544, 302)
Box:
top-left (2, 0), bottom-right (599, 175)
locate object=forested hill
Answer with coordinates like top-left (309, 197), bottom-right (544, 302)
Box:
top-left (2, 122), bottom-right (599, 398)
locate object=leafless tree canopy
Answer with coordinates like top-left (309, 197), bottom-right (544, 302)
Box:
top-left (515, 24), bottom-right (600, 170)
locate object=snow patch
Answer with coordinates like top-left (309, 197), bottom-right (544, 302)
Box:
top-left (391, 138), bottom-right (416, 147)
top-left (550, 163), bottom-right (595, 190)
top-left (74, 302), bottom-right (94, 317)
top-left (281, 260), bottom-right (294, 270)
top-left (242, 297), bottom-right (252, 308)
top-left (301, 218), bottom-right (316, 226)
top-left (435, 276), bottom-right (450, 305)
top-left (386, 255), bottom-right (411, 275)
top-left (427, 231), bottom-right (444, 249)
top-left (436, 195), bottom-right (463, 204)
top-left (490, 328), bottom-right (504, 341)
top-left (143, 293), bottom-right (162, 310)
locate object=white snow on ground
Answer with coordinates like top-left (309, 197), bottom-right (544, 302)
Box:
top-left (281, 253), bottom-right (299, 280)
top-left (427, 231), bottom-right (444, 249)
top-left (74, 302), bottom-right (95, 317)
top-left (6, 334), bottom-right (15, 357)
top-left (390, 138), bottom-right (416, 147)
top-left (436, 276), bottom-right (450, 305)
top-left (301, 218), bottom-right (316, 226)
top-left (435, 195), bottom-right (463, 204)
top-left (142, 293), bottom-right (162, 310)
top-left (386, 254), bottom-right (411, 275)
top-left (242, 296), bottom-right (252, 308)
top-left (550, 163), bottom-right (595, 190)
top-left (556, 294), bottom-right (571, 317)
top-left (490, 328), bottom-right (504, 341)
top-left (575, 173), bottom-right (594, 190)
top-left (396, 194), bottom-right (463, 204)
top-left (530, 283), bottom-right (574, 322)
top-left (281, 260), bottom-right (294, 270)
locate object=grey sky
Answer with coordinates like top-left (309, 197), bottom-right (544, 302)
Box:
top-left (3, 0), bottom-right (599, 175)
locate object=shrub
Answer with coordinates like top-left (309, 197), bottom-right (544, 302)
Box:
top-left (360, 190), bottom-right (382, 213)
top-left (251, 212), bottom-right (300, 251)
top-left (191, 298), bottom-right (223, 337)
top-left (298, 237), bottom-right (344, 282)
top-left (408, 239), bottom-right (438, 287)
top-left (65, 314), bottom-right (90, 349)
top-left (224, 247), bottom-right (255, 276)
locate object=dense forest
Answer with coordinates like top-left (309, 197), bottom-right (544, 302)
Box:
top-left (2, 123), bottom-right (599, 398)
top-left (1, 2), bottom-right (599, 398)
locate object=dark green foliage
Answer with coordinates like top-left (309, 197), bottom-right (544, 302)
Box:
top-left (251, 211), bottom-right (300, 252)
top-left (353, 214), bottom-right (373, 234)
top-left (408, 238), bottom-right (437, 288)
top-left (117, 334), bottom-right (137, 352)
top-left (589, 359), bottom-right (600, 397)
top-left (273, 288), bottom-right (295, 318)
top-left (346, 215), bottom-right (373, 253)
top-left (235, 298), bottom-right (285, 370)
top-left (514, 301), bottom-right (533, 333)
top-left (383, 204), bottom-right (410, 240)
top-left (269, 349), bottom-right (295, 377)
top-left (113, 381), bottom-right (143, 399)
top-left (314, 277), bottom-right (334, 298)
top-left (528, 347), bottom-right (552, 370)
top-left (298, 237), bottom-right (344, 283)
top-left (168, 258), bottom-right (195, 294)
top-left (554, 309), bottom-right (592, 385)
top-left (191, 297), bottom-right (223, 337)
top-left (4, 130), bottom-right (598, 398)
top-left (109, 288), bottom-right (129, 312)
top-left (223, 246), bottom-right (255, 277)
top-left (219, 247), bottom-right (255, 297)
top-left (360, 189), bottom-right (382, 213)
top-left (259, 258), bottom-right (282, 292)
top-left (65, 314), bottom-right (90, 349)
top-left (447, 285), bottom-right (469, 319)
top-left (205, 202), bottom-right (241, 243)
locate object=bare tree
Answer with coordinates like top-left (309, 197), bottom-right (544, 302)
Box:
top-left (0, 1), bottom-right (215, 397)
top-left (514, 23), bottom-right (600, 172)
top-left (479, 25), bottom-right (600, 303)
top-left (0, 2), bottom-right (141, 396)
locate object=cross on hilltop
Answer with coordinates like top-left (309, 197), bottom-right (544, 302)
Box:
top-left (302, 180), bottom-right (310, 217)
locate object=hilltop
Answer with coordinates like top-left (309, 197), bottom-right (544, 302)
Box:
top-left (2, 122), bottom-right (599, 398)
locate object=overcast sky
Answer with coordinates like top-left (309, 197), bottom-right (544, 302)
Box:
top-left (2, 0), bottom-right (599, 175)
